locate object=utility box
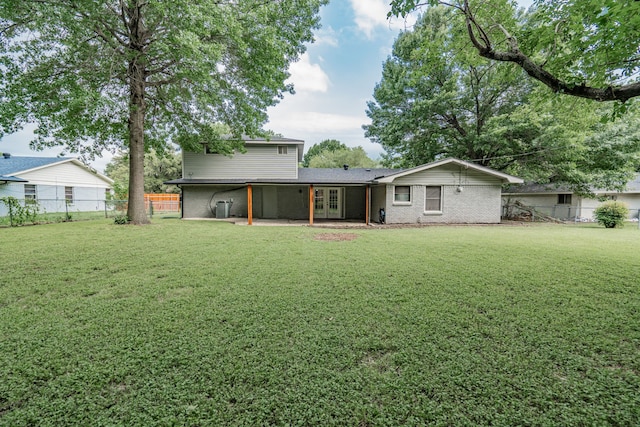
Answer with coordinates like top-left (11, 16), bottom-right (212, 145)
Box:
top-left (216, 200), bottom-right (231, 219)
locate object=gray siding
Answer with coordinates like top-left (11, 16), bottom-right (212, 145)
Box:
top-left (371, 185), bottom-right (386, 223)
top-left (276, 186), bottom-right (309, 219)
top-left (183, 144), bottom-right (298, 180)
top-left (182, 185), bottom-right (249, 219)
top-left (385, 184), bottom-right (502, 224)
top-left (181, 185), bottom-right (309, 220)
top-left (344, 187), bottom-right (366, 220)
top-left (393, 164), bottom-right (503, 186)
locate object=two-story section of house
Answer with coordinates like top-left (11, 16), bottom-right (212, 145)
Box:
top-left (167, 137), bottom-right (523, 225)
top-left (175, 137), bottom-right (308, 221)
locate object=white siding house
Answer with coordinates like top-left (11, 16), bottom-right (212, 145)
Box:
top-left (0, 154), bottom-right (113, 217)
top-left (502, 174), bottom-right (640, 221)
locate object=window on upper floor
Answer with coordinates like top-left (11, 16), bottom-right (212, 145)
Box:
top-left (425, 186), bottom-right (442, 212)
top-left (277, 145), bottom-right (288, 155)
top-left (393, 185), bottom-right (411, 203)
top-left (557, 194), bottom-right (572, 204)
top-left (24, 184), bottom-right (36, 203)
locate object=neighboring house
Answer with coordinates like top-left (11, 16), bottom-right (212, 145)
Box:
top-left (166, 137), bottom-right (523, 225)
top-left (502, 174), bottom-right (640, 221)
top-left (0, 153), bottom-right (113, 216)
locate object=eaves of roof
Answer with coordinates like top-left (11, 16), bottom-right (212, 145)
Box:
top-left (165, 168), bottom-right (402, 186)
top-left (377, 158), bottom-right (523, 184)
top-left (0, 175), bottom-right (29, 183)
top-left (0, 156), bottom-right (113, 185)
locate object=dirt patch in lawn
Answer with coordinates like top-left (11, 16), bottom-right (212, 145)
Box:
top-left (313, 233), bottom-right (359, 241)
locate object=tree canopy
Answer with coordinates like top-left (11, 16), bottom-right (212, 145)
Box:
top-left (365, 7), bottom-right (640, 192)
top-left (105, 148), bottom-right (181, 196)
top-left (388, 0), bottom-right (640, 103)
top-left (0, 0), bottom-right (326, 223)
top-left (308, 146), bottom-right (379, 169)
top-left (302, 139), bottom-right (348, 167)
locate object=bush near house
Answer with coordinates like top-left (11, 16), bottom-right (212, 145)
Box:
top-left (594, 201), bottom-right (629, 228)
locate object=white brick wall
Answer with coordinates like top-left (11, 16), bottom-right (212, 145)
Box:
top-left (385, 184), bottom-right (502, 224)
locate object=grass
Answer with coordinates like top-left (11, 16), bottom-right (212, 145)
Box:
top-left (1, 220), bottom-right (639, 426)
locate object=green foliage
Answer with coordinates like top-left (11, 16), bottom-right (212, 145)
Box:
top-left (308, 146), bottom-right (379, 168)
top-left (594, 201), bottom-right (629, 228)
top-left (388, 0), bottom-right (640, 102)
top-left (113, 215), bottom-right (130, 225)
top-left (107, 182), bottom-right (129, 202)
top-left (105, 148), bottom-right (182, 194)
top-left (1, 221), bottom-right (640, 424)
top-left (0, 196), bottom-right (40, 226)
top-left (365, 7), bottom-right (640, 192)
top-left (0, 0), bottom-right (326, 153)
top-left (0, 0), bottom-right (326, 223)
top-left (302, 139), bottom-right (347, 167)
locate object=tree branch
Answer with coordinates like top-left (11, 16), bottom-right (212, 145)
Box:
top-left (459, 1), bottom-right (640, 102)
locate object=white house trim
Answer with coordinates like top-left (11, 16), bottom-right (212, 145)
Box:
top-left (376, 158), bottom-right (523, 184)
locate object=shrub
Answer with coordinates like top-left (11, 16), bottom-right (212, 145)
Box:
top-left (0, 196), bottom-right (40, 226)
top-left (113, 215), bottom-right (130, 225)
top-left (594, 201), bottom-right (629, 228)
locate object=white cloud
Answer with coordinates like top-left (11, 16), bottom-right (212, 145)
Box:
top-left (350, 0), bottom-right (417, 38)
top-left (287, 53), bottom-right (331, 94)
top-left (269, 111), bottom-right (364, 135)
top-left (267, 109), bottom-right (384, 158)
top-left (314, 26), bottom-right (339, 47)
top-left (351, 0), bottom-right (416, 39)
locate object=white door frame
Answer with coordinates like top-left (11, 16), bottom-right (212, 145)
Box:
top-left (313, 187), bottom-right (344, 219)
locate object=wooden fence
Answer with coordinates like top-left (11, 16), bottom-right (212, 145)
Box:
top-left (144, 193), bottom-right (180, 212)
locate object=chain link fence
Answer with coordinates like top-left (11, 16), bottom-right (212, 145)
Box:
top-left (0, 198), bottom-right (180, 226)
top-left (502, 203), bottom-right (640, 224)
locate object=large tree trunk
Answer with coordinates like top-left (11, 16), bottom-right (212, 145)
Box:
top-left (126, 3), bottom-right (150, 225)
top-left (127, 67), bottom-right (148, 225)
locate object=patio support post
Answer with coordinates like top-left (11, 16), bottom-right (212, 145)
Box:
top-left (365, 184), bottom-right (370, 225)
top-left (247, 184), bottom-right (253, 225)
top-left (309, 184), bottom-right (314, 225)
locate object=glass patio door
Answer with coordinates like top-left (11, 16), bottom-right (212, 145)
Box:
top-left (314, 187), bottom-right (343, 219)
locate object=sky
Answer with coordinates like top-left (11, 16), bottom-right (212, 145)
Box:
top-left (0, 0), bottom-right (533, 173)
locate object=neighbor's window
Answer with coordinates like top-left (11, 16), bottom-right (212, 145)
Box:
top-left (425, 186), bottom-right (442, 212)
top-left (24, 184), bottom-right (36, 203)
top-left (277, 145), bottom-right (288, 155)
top-left (65, 186), bottom-right (74, 203)
top-left (557, 194), bottom-right (572, 204)
top-left (394, 185), bottom-right (411, 203)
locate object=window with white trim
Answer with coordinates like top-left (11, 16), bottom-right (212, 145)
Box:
top-left (24, 184), bottom-right (36, 203)
top-left (425, 186), bottom-right (442, 212)
top-left (65, 186), bottom-right (74, 203)
top-left (394, 185), bottom-right (411, 203)
top-left (277, 145), bottom-right (288, 155)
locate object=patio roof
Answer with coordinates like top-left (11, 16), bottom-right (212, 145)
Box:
top-left (165, 167), bottom-right (401, 186)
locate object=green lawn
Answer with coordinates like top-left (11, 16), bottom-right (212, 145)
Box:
top-left (1, 220), bottom-right (639, 426)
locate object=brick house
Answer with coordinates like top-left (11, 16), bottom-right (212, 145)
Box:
top-left (166, 137), bottom-right (523, 225)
